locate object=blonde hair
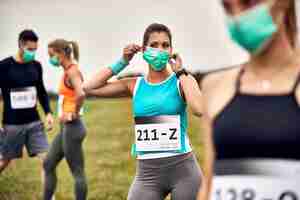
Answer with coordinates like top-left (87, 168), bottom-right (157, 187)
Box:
top-left (48, 39), bottom-right (80, 61)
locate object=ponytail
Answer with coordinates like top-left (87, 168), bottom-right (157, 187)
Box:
top-left (69, 41), bottom-right (80, 62)
top-left (48, 39), bottom-right (80, 62)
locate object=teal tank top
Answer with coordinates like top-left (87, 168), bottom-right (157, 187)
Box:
top-left (132, 73), bottom-right (192, 159)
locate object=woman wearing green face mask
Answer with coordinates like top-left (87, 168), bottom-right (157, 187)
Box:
top-left (201, 0), bottom-right (300, 199)
top-left (83, 23), bottom-right (208, 200)
top-left (43, 39), bottom-right (87, 200)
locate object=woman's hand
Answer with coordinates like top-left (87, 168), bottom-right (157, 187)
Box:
top-left (45, 113), bottom-right (54, 131)
top-left (169, 53), bottom-right (183, 73)
top-left (169, 53), bottom-right (203, 116)
top-left (123, 44), bottom-right (142, 63)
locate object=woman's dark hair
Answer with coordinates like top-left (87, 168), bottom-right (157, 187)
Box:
top-left (143, 23), bottom-right (173, 47)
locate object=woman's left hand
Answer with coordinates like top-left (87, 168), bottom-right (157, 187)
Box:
top-left (169, 53), bottom-right (183, 73)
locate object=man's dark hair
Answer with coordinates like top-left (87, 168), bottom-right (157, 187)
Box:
top-left (18, 29), bottom-right (38, 47)
top-left (143, 23), bottom-right (172, 47)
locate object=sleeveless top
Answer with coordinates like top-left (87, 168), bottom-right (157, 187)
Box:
top-left (58, 64), bottom-right (83, 117)
top-left (132, 73), bottom-right (192, 159)
top-left (213, 68), bottom-right (300, 160)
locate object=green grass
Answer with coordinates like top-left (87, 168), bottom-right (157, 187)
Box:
top-left (0, 99), bottom-right (204, 200)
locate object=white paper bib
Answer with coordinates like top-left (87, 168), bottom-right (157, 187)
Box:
top-left (134, 115), bottom-right (181, 152)
top-left (10, 87), bottom-right (37, 109)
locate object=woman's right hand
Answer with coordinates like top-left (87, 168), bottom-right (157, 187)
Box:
top-left (123, 44), bottom-right (142, 63)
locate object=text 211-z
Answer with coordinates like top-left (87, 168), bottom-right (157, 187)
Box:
top-left (136, 128), bottom-right (178, 141)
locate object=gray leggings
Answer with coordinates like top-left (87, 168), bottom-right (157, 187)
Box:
top-left (128, 153), bottom-right (202, 200)
top-left (43, 119), bottom-right (87, 200)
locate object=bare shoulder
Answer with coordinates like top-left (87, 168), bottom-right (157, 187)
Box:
top-left (201, 66), bottom-right (241, 119)
top-left (201, 66), bottom-right (241, 95)
top-left (66, 65), bottom-right (81, 79)
top-left (119, 76), bottom-right (139, 95)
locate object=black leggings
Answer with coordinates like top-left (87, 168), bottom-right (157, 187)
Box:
top-left (43, 119), bottom-right (87, 200)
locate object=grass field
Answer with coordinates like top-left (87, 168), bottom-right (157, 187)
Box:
top-left (0, 99), bottom-right (204, 200)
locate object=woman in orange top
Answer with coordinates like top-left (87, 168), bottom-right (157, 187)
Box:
top-left (43, 39), bottom-right (87, 200)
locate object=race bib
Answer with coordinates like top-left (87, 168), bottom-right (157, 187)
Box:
top-left (212, 160), bottom-right (300, 200)
top-left (212, 176), bottom-right (299, 200)
top-left (10, 87), bottom-right (37, 109)
top-left (134, 115), bottom-right (181, 152)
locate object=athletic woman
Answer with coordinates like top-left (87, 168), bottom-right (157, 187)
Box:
top-left (83, 23), bottom-right (213, 200)
top-left (43, 39), bottom-right (87, 200)
top-left (201, 0), bottom-right (300, 198)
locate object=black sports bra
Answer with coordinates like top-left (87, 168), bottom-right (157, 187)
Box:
top-left (213, 68), bottom-right (300, 160)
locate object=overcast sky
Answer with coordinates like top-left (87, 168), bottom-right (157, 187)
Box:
top-left (1, 0), bottom-right (249, 91)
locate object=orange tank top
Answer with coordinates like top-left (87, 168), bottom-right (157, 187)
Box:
top-left (58, 64), bottom-right (81, 116)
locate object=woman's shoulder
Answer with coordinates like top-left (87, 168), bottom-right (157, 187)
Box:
top-left (118, 75), bottom-right (142, 95)
top-left (201, 66), bottom-right (241, 94)
top-left (200, 65), bottom-right (242, 119)
top-left (65, 63), bottom-right (80, 74)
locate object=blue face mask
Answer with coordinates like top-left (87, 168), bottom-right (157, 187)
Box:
top-left (143, 47), bottom-right (170, 71)
top-left (226, 3), bottom-right (278, 54)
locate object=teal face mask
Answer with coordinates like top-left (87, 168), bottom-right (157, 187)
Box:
top-left (23, 49), bottom-right (36, 63)
top-left (143, 47), bottom-right (170, 71)
top-left (49, 56), bottom-right (60, 67)
top-left (226, 3), bottom-right (278, 54)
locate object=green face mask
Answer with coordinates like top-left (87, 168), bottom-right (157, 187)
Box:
top-left (143, 47), bottom-right (170, 71)
top-left (49, 56), bottom-right (60, 67)
top-left (22, 49), bottom-right (36, 63)
top-left (226, 3), bottom-right (278, 54)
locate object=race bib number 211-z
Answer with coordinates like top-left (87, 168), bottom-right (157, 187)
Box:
top-left (134, 115), bottom-right (181, 152)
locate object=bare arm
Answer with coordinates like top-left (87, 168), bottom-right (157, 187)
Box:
top-left (83, 44), bottom-right (141, 98)
top-left (83, 66), bottom-right (134, 98)
top-left (197, 113), bottom-right (215, 200)
top-left (178, 74), bottom-right (203, 117)
top-left (197, 77), bottom-right (216, 200)
top-left (170, 54), bottom-right (203, 117)
top-left (67, 66), bottom-right (85, 114)
top-left (83, 65), bottom-right (113, 91)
